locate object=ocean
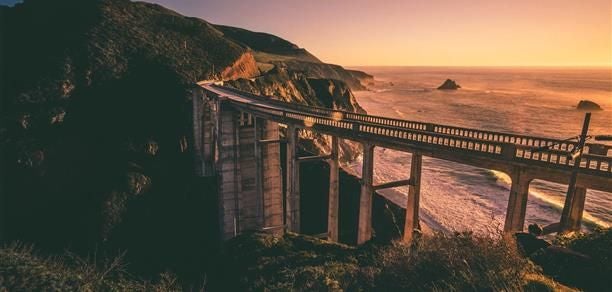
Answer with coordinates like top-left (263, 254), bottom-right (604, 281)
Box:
top-left (346, 66), bottom-right (612, 234)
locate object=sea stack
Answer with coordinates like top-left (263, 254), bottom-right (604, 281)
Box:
top-left (437, 79), bottom-right (461, 90)
top-left (576, 100), bottom-right (603, 111)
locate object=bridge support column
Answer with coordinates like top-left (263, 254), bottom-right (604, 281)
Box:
top-left (403, 153), bottom-right (422, 243)
top-left (357, 143), bottom-right (375, 244)
top-left (558, 144), bottom-right (607, 233)
top-left (286, 125), bottom-right (300, 232)
top-left (258, 119), bottom-right (284, 233)
top-left (504, 167), bottom-right (531, 233)
top-left (192, 87), bottom-right (215, 176)
top-left (560, 186), bottom-right (587, 232)
top-left (254, 118), bottom-right (264, 228)
top-left (217, 105), bottom-right (242, 240)
top-left (327, 136), bottom-right (340, 242)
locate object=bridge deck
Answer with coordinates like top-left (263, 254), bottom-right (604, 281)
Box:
top-left (200, 84), bottom-right (612, 193)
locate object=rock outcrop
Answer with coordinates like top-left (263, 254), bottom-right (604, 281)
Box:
top-left (437, 79), bottom-right (461, 90)
top-left (216, 24), bottom-right (370, 90)
top-left (576, 100), bottom-right (603, 111)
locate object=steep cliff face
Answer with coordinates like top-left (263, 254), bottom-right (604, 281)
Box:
top-left (0, 0), bottom-right (369, 280)
top-left (215, 24), bottom-right (371, 91)
top-left (220, 52), bottom-right (260, 80)
top-left (0, 0), bottom-right (254, 253)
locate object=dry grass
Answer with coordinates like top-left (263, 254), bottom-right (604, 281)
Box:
top-left (0, 242), bottom-right (179, 291)
top-left (218, 231), bottom-right (565, 291)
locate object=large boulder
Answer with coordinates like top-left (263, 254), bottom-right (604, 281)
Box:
top-left (515, 232), bottom-right (551, 256)
top-left (530, 246), bottom-right (596, 289)
top-left (437, 79), bottom-right (461, 90)
top-left (576, 100), bottom-right (603, 111)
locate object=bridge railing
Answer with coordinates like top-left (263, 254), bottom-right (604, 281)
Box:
top-left (213, 85), bottom-right (609, 156)
top-left (514, 145), bottom-right (612, 173)
top-left (210, 85), bottom-right (612, 176)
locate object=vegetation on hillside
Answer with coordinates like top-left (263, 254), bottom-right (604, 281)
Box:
top-left (0, 243), bottom-right (180, 291)
top-left (0, 0), bottom-right (369, 287)
top-left (215, 232), bottom-right (569, 291)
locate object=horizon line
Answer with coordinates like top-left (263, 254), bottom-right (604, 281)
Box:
top-left (343, 65), bottom-right (612, 68)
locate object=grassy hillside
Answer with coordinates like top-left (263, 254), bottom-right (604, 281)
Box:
top-left (214, 232), bottom-right (569, 291)
top-left (0, 243), bottom-right (180, 291)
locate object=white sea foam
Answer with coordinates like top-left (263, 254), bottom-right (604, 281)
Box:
top-left (348, 66), bottom-right (612, 233)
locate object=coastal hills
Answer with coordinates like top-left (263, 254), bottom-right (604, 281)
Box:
top-left (0, 0), bottom-right (370, 285)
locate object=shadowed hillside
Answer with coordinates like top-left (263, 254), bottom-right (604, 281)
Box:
top-left (0, 0), bottom-right (369, 286)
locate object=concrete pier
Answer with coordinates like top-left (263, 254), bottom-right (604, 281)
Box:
top-left (327, 136), bottom-right (340, 242)
top-left (286, 125), bottom-right (300, 232)
top-left (503, 167), bottom-right (531, 233)
top-left (561, 186), bottom-right (587, 232)
top-left (216, 104), bottom-right (283, 239)
top-left (217, 105), bottom-right (242, 240)
top-left (192, 88), bottom-right (215, 176)
top-left (403, 153), bottom-right (422, 243)
top-left (357, 143), bottom-right (375, 244)
top-left (260, 119), bottom-right (283, 232)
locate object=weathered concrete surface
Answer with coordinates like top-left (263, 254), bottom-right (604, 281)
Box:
top-left (327, 136), bottom-right (340, 242)
top-left (357, 143), bottom-right (375, 244)
top-left (286, 125), bottom-right (300, 232)
top-left (403, 153), bottom-right (422, 243)
top-left (260, 119), bottom-right (283, 233)
top-left (504, 167), bottom-right (531, 233)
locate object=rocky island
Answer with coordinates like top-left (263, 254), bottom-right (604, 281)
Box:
top-left (576, 100), bottom-right (603, 111)
top-left (437, 79), bottom-right (461, 90)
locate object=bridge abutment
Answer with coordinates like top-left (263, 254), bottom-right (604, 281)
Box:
top-left (216, 103), bottom-right (283, 240)
top-left (256, 118), bottom-right (284, 232)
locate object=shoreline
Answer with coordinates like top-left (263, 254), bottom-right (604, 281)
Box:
top-left (346, 70), bottom-right (611, 234)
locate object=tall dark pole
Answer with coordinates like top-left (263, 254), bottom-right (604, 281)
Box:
top-left (560, 112), bottom-right (591, 232)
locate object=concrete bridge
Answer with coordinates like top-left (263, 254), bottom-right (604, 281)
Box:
top-left (192, 82), bottom-right (612, 244)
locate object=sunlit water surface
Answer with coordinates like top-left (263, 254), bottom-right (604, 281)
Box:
top-left (346, 66), bottom-right (612, 233)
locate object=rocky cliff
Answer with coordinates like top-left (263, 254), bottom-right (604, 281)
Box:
top-left (0, 0), bottom-right (369, 279)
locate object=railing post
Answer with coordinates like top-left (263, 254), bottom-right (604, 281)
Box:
top-left (504, 167), bottom-right (530, 233)
top-left (403, 153), bottom-right (422, 243)
top-left (327, 136), bottom-right (340, 242)
top-left (357, 143), bottom-right (375, 244)
top-left (425, 123), bottom-right (435, 132)
top-left (502, 143), bottom-right (517, 160)
top-left (286, 124), bottom-right (300, 233)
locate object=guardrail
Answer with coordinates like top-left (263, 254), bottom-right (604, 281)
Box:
top-left (212, 85), bottom-right (612, 176)
top-left (214, 85), bottom-right (609, 156)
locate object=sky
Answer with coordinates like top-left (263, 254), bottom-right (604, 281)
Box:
top-left (2, 0), bottom-right (611, 67)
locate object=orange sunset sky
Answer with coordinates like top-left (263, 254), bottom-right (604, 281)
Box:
top-left (143, 0), bottom-right (612, 67)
